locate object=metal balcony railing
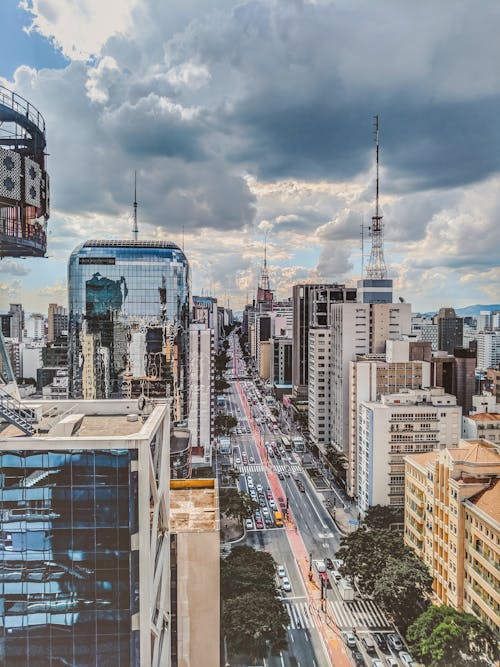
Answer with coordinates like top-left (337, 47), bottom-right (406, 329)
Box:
top-left (0, 387), bottom-right (36, 436)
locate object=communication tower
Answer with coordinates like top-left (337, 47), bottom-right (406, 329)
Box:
top-left (365, 115), bottom-right (387, 280)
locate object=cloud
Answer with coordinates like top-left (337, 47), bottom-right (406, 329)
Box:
top-left (0, 260), bottom-right (31, 277)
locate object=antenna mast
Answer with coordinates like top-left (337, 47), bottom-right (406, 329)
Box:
top-left (366, 115), bottom-right (387, 279)
top-left (132, 171), bottom-right (138, 241)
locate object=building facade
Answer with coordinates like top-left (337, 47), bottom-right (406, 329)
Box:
top-left (47, 303), bottom-right (68, 343)
top-left (358, 387), bottom-right (461, 513)
top-left (68, 240), bottom-right (190, 420)
top-left (404, 440), bottom-right (500, 640)
top-left (437, 307), bottom-right (463, 354)
top-left (477, 330), bottom-right (500, 371)
top-left (188, 322), bottom-right (215, 465)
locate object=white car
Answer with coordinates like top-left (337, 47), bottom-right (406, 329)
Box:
top-left (269, 499), bottom-right (277, 510)
top-left (386, 659), bottom-right (398, 667)
top-left (399, 652), bottom-right (414, 667)
top-left (249, 456), bottom-right (255, 463)
top-left (235, 457), bottom-right (241, 464)
top-left (345, 632), bottom-right (356, 648)
top-left (371, 661), bottom-right (383, 667)
top-left (245, 519), bottom-right (253, 530)
top-left (256, 484), bottom-right (263, 493)
top-left (277, 565), bottom-right (286, 578)
top-left (282, 577), bottom-right (291, 592)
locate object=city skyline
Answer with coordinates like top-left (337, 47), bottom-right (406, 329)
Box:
top-left (1, 1), bottom-right (499, 313)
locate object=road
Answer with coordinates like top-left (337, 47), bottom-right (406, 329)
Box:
top-left (220, 332), bottom-right (408, 667)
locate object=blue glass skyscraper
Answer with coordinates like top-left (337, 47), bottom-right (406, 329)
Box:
top-left (68, 240), bottom-right (190, 420)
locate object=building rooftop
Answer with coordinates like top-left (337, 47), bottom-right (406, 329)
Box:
top-left (447, 440), bottom-right (500, 464)
top-left (170, 480), bottom-right (219, 532)
top-left (469, 478), bottom-right (500, 523)
top-left (468, 413), bottom-right (500, 422)
top-left (406, 450), bottom-right (439, 466)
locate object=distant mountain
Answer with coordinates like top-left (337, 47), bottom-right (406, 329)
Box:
top-left (421, 304), bottom-right (500, 318)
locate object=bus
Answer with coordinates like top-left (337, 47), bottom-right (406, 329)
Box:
top-left (291, 436), bottom-right (305, 452)
top-left (273, 511), bottom-right (284, 527)
top-left (281, 435), bottom-right (291, 451)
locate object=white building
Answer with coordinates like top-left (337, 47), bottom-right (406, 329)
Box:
top-left (308, 328), bottom-right (331, 448)
top-left (412, 314), bottom-right (439, 351)
top-left (348, 352), bottom-right (431, 497)
top-left (24, 313), bottom-right (45, 341)
top-left (21, 342), bottom-right (43, 380)
top-left (42, 368), bottom-right (69, 399)
top-left (476, 330), bottom-right (500, 370)
top-left (357, 387), bottom-right (461, 514)
top-left (188, 322), bottom-right (215, 465)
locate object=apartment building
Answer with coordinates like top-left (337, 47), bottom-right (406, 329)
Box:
top-left (188, 322), bottom-right (215, 466)
top-left (348, 351), bottom-right (431, 497)
top-left (358, 388), bottom-right (461, 513)
top-left (404, 440), bottom-right (500, 639)
top-left (308, 328), bottom-right (331, 449)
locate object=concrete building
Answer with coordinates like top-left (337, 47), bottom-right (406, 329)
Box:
top-left (412, 314), bottom-right (439, 351)
top-left (47, 303), bottom-right (68, 343)
top-left (21, 342), bottom-right (43, 380)
top-left (404, 440), bottom-right (500, 640)
top-left (485, 367), bottom-right (500, 401)
top-left (8, 303), bottom-right (24, 341)
top-left (437, 307), bottom-right (463, 354)
top-left (308, 328), bottom-right (331, 449)
top-left (477, 330), bottom-right (500, 371)
top-left (358, 387), bottom-right (461, 513)
top-left (291, 283), bottom-right (356, 399)
top-left (326, 301), bottom-right (411, 464)
top-left (454, 347), bottom-right (477, 414)
top-left (24, 313), bottom-right (44, 341)
top-left (348, 349), bottom-right (431, 496)
top-left (463, 396), bottom-right (500, 444)
top-left (41, 367), bottom-right (69, 399)
top-left (188, 322), bottom-right (215, 466)
top-left (270, 336), bottom-right (292, 386)
top-left (0, 397), bottom-right (220, 666)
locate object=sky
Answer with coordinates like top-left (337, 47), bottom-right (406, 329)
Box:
top-left (0, 0), bottom-right (499, 314)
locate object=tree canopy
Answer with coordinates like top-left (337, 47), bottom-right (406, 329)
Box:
top-left (219, 488), bottom-right (259, 523)
top-left (362, 504), bottom-right (404, 530)
top-left (406, 605), bottom-right (500, 667)
top-left (214, 413), bottom-right (237, 436)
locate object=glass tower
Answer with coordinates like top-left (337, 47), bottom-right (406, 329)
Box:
top-left (68, 240), bottom-right (190, 420)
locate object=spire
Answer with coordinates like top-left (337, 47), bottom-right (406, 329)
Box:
top-left (132, 171), bottom-right (138, 241)
top-left (366, 115), bottom-right (387, 280)
top-left (258, 235), bottom-right (271, 293)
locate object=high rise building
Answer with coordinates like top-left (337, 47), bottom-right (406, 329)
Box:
top-left (24, 313), bottom-right (44, 341)
top-left (192, 295), bottom-right (218, 349)
top-left (47, 303), bottom-right (68, 342)
top-left (188, 322), bottom-right (215, 465)
top-left (437, 307), bottom-right (463, 354)
top-left (412, 314), bottom-right (439, 351)
top-left (0, 397), bottom-right (220, 666)
top-left (292, 283), bottom-right (356, 399)
top-left (9, 303), bottom-right (24, 341)
top-left (404, 440), bottom-right (500, 639)
top-left (270, 336), bottom-right (292, 386)
top-left (68, 240), bottom-right (190, 419)
top-left (358, 387), bottom-right (461, 513)
top-left (477, 330), bottom-right (500, 371)
top-left (454, 347), bottom-right (477, 414)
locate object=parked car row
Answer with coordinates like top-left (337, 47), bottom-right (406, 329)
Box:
top-left (345, 630), bottom-right (413, 667)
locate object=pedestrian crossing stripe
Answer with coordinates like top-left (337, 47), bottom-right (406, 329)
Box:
top-left (330, 598), bottom-right (390, 630)
top-left (236, 463), bottom-right (302, 474)
top-left (273, 463), bottom-right (301, 473)
top-left (284, 601), bottom-right (314, 630)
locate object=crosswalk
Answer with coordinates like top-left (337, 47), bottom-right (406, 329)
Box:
top-left (283, 599), bottom-right (314, 630)
top-left (274, 463), bottom-right (302, 473)
top-left (330, 598), bottom-right (391, 630)
top-left (237, 463), bottom-right (265, 473)
top-left (236, 462), bottom-right (302, 474)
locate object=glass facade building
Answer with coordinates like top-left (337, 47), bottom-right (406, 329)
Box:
top-left (68, 241), bottom-right (190, 420)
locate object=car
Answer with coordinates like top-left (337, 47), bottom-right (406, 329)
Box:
top-left (250, 491), bottom-right (257, 500)
top-left (385, 659), bottom-right (398, 667)
top-left (262, 508), bottom-right (270, 517)
top-left (388, 634), bottom-right (403, 651)
top-left (235, 457), bottom-right (241, 464)
top-left (246, 475), bottom-right (253, 483)
top-left (254, 511), bottom-right (262, 520)
top-left (269, 499), bottom-right (277, 510)
top-left (256, 519), bottom-right (264, 529)
top-left (277, 497), bottom-right (285, 505)
top-left (256, 484), bottom-right (263, 493)
top-left (282, 577), bottom-right (291, 592)
top-left (352, 651), bottom-right (365, 667)
top-left (278, 472), bottom-right (284, 480)
top-left (249, 456), bottom-right (255, 463)
top-left (245, 519), bottom-right (253, 530)
top-left (399, 652), bottom-right (414, 667)
top-left (345, 632), bottom-right (356, 648)
top-left (362, 636), bottom-right (377, 655)
top-left (371, 660), bottom-right (383, 667)
top-left (259, 497), bottom-right (266, 507)
top-left (325, 557), bottom-right (334, 570)
top-left (373, 633), bottom-right (387, 651)
top-left (247, 480), bottom-right (254, 489)
top-left (266, 489), bottom-right (273, 499)
top-left (277, 565), bottom-right (286, 578)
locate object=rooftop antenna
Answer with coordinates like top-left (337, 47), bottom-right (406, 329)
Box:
top-left (132, 171), bottom-right (138, 241)
top-left (365, 115), bottom-right (387, 279)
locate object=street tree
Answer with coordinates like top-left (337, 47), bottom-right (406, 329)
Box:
top-left (214, 414), bottom-right (237, 436)
top-left (219, 489), bottom-right (259, 523)
top-left (406, 604), bottom-right (500, 667)
top-left (222, 591), bottom-right (288, 660)
top-left (335, 528), bottom-right (408, 594)
top-left (221, 545), bottom-right (277, 600)
top-left (215, 378), bottom-right (230, 392)
top-left (372, 553), bottom-right (432, 629)
top-left (324, 445), bottom-right (347, 482)
top-left (362, 504), bottom-right (404, 530)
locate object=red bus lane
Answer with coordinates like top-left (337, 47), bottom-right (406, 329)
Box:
top-left (234, 373), bottom-right (351, 667)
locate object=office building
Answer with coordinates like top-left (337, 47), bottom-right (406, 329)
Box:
top-left (412, 314), bottom-right (439, 351)
top-left (188, 322), bottom-right (215, 466)
top-left (485, 367), bottom-right (500, 401)
top-left (292, 283), bottom-right (356, 399)
top-left (477, 330), bottom-right (500, 371)
top-left (0, 312), bottom-right (12, 338)
top-left (0, 397), bottom-right (220, 666)
top-left (192, 295), bottom-right (218, 349)
top-left (47, 303), bottom-right (68, 342)
top-left (404, 440), bottom-right (500, 639)
top-left (358, 387), bottom-right (461, 513)
top-left (68, 240), bottom-right (190, 420)
top-left (454, 347), bottom-right (477, 414)
top-left (270, 336), bottom-right (292, 386)
top-left (9, 304), bottom-right (24, 341)
top-left (348, 346), bottom-right (431, 496)
top-left (437, 307), bottom-right (463, 354)
top-left (24, 314), bottom-right (44, 341)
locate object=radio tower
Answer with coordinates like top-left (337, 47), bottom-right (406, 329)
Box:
top-left (132, 171), bottom-right (138, 241)
top-left (257, 235), bottom-right (273, 308)
top-left (365, 115), bottom-right (387, 280)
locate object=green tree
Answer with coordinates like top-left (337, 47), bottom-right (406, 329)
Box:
top-left (324, 445), bottom-right (347, 482)
top-left (215, 378), bottom-right (230, 392)
top-left (219, 488), bottom-right (259, 523)
top-left (222, 339), bottom-right (230, 351)
top-left (407, 605), bottom-right (500, 667)
top-left (335, 528), bottom-right (408, 594)
top-left (223, 592), bottom-right (288, 660)
top-left (372, 553), bottom-right (432, 629)
top-left (362, 504), bottom-right (404, 530)
top-left (221, 545), bottom-right (277, 600)
top-left (215, 350), bottom-right (229, 372)
top-left (214, 414), bottom-right (237, 436)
